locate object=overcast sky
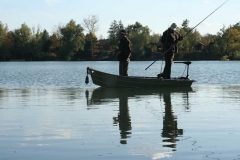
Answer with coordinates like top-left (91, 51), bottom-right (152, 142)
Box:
top-left (0, 0), bottom-right (239, 38)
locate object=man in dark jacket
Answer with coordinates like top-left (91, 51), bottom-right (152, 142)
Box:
top-left (160, 23), bottom-right (183, 79)
top-left (116, 30), bottom-right (131, 76)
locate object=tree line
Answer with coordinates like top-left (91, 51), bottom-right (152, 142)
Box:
top-left (0, 17), bottom-right (240, 61)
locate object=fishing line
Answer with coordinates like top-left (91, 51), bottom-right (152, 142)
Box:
top-left (181, 65), bottom-right (187, 78)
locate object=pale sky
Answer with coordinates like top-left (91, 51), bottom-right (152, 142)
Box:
top-left (0, 0), bottom-right (239, 39)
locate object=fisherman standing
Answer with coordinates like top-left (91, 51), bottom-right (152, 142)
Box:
top-left (160, 23), bottom-right (183, 79)
top-left (116, 29), bottom-right (131, 76)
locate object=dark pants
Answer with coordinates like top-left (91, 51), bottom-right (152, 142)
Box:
top-left (119, 61), bottom-right (129, 76)
top-left (163, 52), bottom-right (175, 79)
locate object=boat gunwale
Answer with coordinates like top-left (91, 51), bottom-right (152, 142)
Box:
top-left (87, 67), bottom-right (196, 82)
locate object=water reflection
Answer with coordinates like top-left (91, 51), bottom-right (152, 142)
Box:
top-left (162, 92), bottom-right (183, 150)
top-left (113, 95), bottom-right (132, 144)
top-left (87, 88), bottom-right (133, 144)
top-left (88, 87), bottom-right (192, 150)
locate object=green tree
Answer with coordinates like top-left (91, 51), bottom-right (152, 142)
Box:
top-left (84, 32), bottom-right (97, 59)
top-left (181, 19), bottom-right (191, 33)
top-left (27, 26), bottom-right (45, 60)
top-left (0, 22), bottom-right (8, 60)
top-left (126, 22), bottom-right (151, 60)
top-left (41, 29), bottom-right (51, 52)
top-left (3, 31), bottom-right (14, 60)
top-left (178, 20), bottom-right (201, 53)
top-left (150, 33), bottom-right (160, 44)
top-left (107, 20), bottom-right (124, 47)
top-left (222, 28), bottom-right (240, 59)
top-left (58, 20), bottom-right (85, 60)
top-left (49, 33), bottom-right (60, 54)
top-left (231, 22), bottom-right (240, 31)
top-left (201, 34), bottom-right (213, 47)
top-left (144, 33), bottom-right (160, 59)
top-left (12, 23), bottom-right (32, 59)
top-left (201, 34), bottom-right (222, 59)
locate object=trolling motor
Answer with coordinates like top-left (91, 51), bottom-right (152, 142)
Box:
top-left (174, 61), bottom-right (191, 79)
top-left (85, 67), bottom-right (89, 84)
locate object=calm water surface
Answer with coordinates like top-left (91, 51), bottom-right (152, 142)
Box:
top-left (0, 61), bottom-right (240, 160)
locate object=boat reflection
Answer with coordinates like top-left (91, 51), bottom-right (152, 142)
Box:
top-left (87, 87), bottom-right (193, 150)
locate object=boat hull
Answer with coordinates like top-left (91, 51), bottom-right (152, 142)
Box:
top-left (87, 67), bottom-right (195, 88)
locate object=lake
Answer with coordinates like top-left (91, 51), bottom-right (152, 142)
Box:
top-left (0, 61), bottom-right (240, 160)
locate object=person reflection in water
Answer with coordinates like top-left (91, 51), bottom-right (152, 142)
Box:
top-left (113, 96), bottom-right (132, 144)
top-left (161, 92), bottom-right (183, 150)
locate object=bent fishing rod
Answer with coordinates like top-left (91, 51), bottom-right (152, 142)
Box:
top-left (145, 0), bottom-right (229, 70)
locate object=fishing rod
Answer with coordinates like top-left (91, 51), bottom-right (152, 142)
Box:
top-left (184, 0), bottom-right (229, 38)
top-left (145, 0), bottom-right (229, 70)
